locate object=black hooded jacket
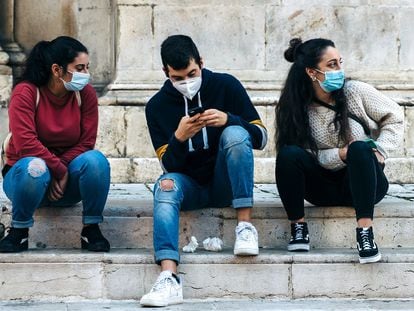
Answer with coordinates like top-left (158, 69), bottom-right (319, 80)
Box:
top-left (146, 68), bottom-right (267, 185)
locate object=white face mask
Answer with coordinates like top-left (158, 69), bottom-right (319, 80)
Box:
top-left (172, 76), bottom-right (202, 100)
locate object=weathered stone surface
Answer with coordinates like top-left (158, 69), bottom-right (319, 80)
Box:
top-left (1, 182), bottom-right (409, 250)
top-left (0, 249), bottom-right (414, 300)
top-left (266, 4), bottom-right (403, 82)
top-left (4, 298), bottom-right (414, 311)
top-left (103, 264), bottom-right (159, 299)
top-left (0, 263), bottom-right (102, 300)
top-left (115, 4), bottom-right (154, 82)
top-left (0, 107), bottom-right (9, 143)
top-left (384, 158), bottom-right (414, 184)
top-left (125, 106), bottom-right (154, 158)
top-left (153, 4), bottom-right (266, 71)
top-left (181, 264), bottom-right (290, 298)
top-left (405, 107), bottom-right (414, 157)
top-left (132, 158), bottom-right (163, 183)
top-left (400, 7), bottom-right (414, 69)
top-left (292, 263), bottom-right (414, 298)
top-left (107, 158), bottom-right (133, 183)
top-left (14, 1), bottom-right (77, 51)
top-left (102, 157), bottom-right (414, 183)
top-left (76, 0), bottom-right (114, 88)
top-left (96, 106), bottom-right (126, 157)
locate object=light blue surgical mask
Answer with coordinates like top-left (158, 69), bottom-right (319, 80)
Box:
top-left (61, 71), bottom-right (90, 91)
top-left (315, 69), bottom-right (345, 92)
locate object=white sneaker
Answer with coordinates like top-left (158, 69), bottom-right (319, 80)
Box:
top-left (234, 221), bottom-right (259, 256)
top-left (140, 270), bottom-right (183, 307)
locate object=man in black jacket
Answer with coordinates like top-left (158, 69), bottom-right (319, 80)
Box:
top-left (141, 35), bottom-right (268, 307)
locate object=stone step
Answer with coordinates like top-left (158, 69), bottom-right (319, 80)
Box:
top-left (0, 184), bottom-right (413, 250)
top-left (2, 298), bottom-right (414, 311)
top-left (0, 248), bottom-right (413, 301)
top-left (107, 156), bottom-right (414, 184)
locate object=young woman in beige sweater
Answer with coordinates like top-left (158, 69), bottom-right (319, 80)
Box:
top-left (275, 38), bottom-right (404, 264)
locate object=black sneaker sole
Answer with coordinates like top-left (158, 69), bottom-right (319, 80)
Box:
top-left (81, 238), bottom-right (110, 252)
top-left (0, 240), bottom-right (28, 253)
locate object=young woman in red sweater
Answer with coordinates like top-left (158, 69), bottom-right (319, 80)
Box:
top-left (0, 36), bottom-right (110, 252)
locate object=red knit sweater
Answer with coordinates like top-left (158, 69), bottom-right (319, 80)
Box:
top-left (6, 82), bottom-right (98, 179)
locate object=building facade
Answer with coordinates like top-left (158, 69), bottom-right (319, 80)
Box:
top-left (0, 0), bottom-right (413, 182)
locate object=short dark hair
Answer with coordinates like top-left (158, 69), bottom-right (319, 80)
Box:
top-left (160, 35), bottom-right (201, 72)
top-left (18, 36), bottom-right (88, 87)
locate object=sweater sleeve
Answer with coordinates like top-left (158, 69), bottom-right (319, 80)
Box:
top-left (8, 83), bottom-right (67, 179)
top-left (316, 148), bottom-right (346, 170)
top-left (225, 77), bottom-right (268, 150)
top-left (347, 81), bottom-right (404, 158)
top-left (58, 85), bottom-right (98, 165)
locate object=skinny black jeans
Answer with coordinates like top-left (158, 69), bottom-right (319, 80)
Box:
top-left (276, 141), bottom-right (389, 221)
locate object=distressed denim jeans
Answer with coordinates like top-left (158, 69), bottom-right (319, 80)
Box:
top-left (3, 150), bottom-right (110, 228)
top-left (153, 125), bottom-right (254, 264)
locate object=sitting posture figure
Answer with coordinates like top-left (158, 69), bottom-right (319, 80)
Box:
top-left (275, 38), bottom-right (403, 263)
top-left (141, 35), bottom-right (267, 307)
top-left (0, 36), bottom-right (110, 253)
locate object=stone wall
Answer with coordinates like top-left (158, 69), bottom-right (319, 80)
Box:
top-left (0, 45), bottom-right (12, 141)
top-left (0, 0), bottom-right (413, 183)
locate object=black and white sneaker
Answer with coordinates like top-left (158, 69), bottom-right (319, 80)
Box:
top-left (0, 227), bottom-right (29, 253)
top-left (356, 227), bottom-right (381, 264)
top-left (287, 222), bottom-right (310, 251)
top-left (81, 224), bottom-right (110, 252)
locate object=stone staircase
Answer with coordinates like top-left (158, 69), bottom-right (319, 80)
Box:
top-left (0, 182), bottom-right (413, 302)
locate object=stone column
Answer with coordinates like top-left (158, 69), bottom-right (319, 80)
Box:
top-left (0, 0), bottom-right (26, 84)
top-left (0, 44), bottom-right (12, 147)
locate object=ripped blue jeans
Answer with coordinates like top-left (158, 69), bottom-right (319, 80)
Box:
top-left (2, 150), bottom-right (110, 228)
top-left (153, 125), bottom-right (254, 264)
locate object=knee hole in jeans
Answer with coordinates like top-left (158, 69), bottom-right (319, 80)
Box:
top-left (27, 158), bottom-right (47, 178)
top-left (160, 179), bottom-right (174, 191)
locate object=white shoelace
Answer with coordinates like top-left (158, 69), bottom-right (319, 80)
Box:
top-left (237, 224), bottom-right (257, 241)
top-left (151, 274), bottom-right (176, 293)
top-left (360, 229), bottom-right (372, 250)
top-left (294, 223), bottom-right (304, 240)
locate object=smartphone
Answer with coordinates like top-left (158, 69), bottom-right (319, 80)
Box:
top-left (188, 106), bottom-right (204, 117)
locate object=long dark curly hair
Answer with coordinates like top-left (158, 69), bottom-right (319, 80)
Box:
top-left (276, 38), bottom-right (350, 155)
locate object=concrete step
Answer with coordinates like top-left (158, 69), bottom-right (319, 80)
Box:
top-left (0, 184), bottom-right (413, 250)
top-left (106, 157), bottom-right (414, 184)
top-left (2, 298), bottom-right (414, 311)
top-left (0, 248), bottom-right (413, 301)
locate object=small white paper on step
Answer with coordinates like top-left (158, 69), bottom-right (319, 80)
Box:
top-left (182, 236), bottom-right (198, 253)
top-left (203, 237), bottom-right (223, 252)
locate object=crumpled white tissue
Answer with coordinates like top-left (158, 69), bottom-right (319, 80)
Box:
top-left (203, 237), bottom-right (223, 252)
top-left (182, 236), bottom-right (198, 253)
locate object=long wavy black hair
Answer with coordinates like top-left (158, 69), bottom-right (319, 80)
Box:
top-left (276, 38), bottom-right (350, 155)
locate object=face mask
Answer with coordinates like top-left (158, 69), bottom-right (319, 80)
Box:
top-left (61, 71), bottom-right (90, 91)
top-left (315, 69), bottom-right (345, 92)
top-left (172, 76), bottom-right (202, 100)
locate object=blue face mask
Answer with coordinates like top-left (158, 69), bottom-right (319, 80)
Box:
top-left (316, 69), bottom-right (345, 93)
top-left (61, 71), bottom-right (90, 91)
